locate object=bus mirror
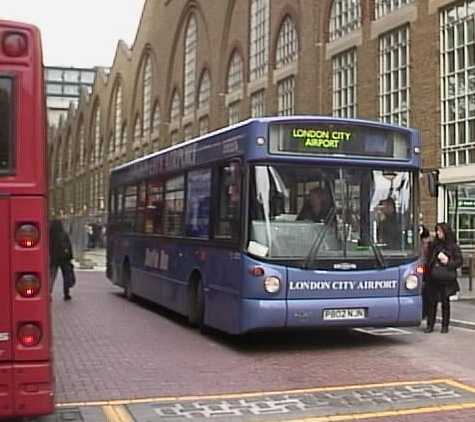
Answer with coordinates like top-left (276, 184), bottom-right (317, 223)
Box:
top-left (426, 171), bottom-right (439, 197)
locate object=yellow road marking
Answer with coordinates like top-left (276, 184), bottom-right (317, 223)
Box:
top-left (102, 404), bottom-right (134, 422)
top-left (283, 402), bottom-right (475, 421)
top-left (56, 378), bottom-right (460, 407)
top-left (446, 378), bottom-right (475, 394)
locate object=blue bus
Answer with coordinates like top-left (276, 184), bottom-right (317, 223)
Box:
top-left (107, 116), bottom-right (422, 334)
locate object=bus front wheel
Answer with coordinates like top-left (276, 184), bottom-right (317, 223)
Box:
top-left (188, 277), bottom-right (204, 327)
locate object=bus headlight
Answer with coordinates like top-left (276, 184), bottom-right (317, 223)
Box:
top-left (405, 274), bottom-right (418, 290)
top-left (264, 276), bottom-right (281, 294)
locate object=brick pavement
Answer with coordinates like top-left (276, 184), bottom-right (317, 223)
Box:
top-left (44, 270), bottom-right (475, 421)
top-left (51, 271), bottom-right (441, 404)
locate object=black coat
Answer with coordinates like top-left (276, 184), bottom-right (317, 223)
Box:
top-left (50, 231), bottom-right (74, 266)
top-left (426, 239), bottom-right (462, 299)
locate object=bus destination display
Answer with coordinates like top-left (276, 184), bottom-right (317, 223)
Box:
top-left (269, 123), bottom-right (411, 160)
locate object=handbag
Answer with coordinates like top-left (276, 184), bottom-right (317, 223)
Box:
top-left (446, 279), bottom-right (460, 297)
top-left (430, 264), bottom-right (457, 284)
top-left (64, 261), bottom-right (76, 288)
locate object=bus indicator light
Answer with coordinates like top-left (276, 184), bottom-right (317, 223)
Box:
top-left (250, 266), bottom-right (265, 277)
top-left (17, 323), bottom-right (42, 347)
top-left (16, 274), bottom-right (41, 298)
top-left (3, 32), bottom-right (27, 57)
top-left (415, 265), bottom-right (424, 275)
top-left (15, 223), bottom-right (40, 248)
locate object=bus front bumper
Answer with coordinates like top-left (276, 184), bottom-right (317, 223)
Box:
top-left (240, 296), bottom-right (421, 333)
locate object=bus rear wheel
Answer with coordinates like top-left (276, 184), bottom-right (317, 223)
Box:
top-left (188, 277), bottom-right (204, 328)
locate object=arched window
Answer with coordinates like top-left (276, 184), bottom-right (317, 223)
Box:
top-left (134, 114), bottom-right (142, 147)
top-left (56, 138), bottom-right (63, 182)
top-left (198, 70), bottom-right (210, 110)
top-left (152, 102), bottom-right (160, 136)
top-left (78, 121), bottom-right (85, 170)
top-left (108, 133), bottom-right (114, 160)
top-left (113, 83), bottom-right (122, 153)
top-left (249, 0), bottom-right (270, 81)
top-left (120, 123), bottom-right (127, 152)
top-left (184, 15), bottom-right (197, 115)
top-left (329, 0), bottom-right (361, 42)
top-left (276, 16), bottom-right (298, 69)
top-left (143, 56), bottom-right (152, 141)
top-left (170, 91), bottom-right (181, 122)
top-left (91, 105), bottom-right (101, 165)
top-left (227, 51), bottom-right (242, 93)
top-left (65, 131), bottom-right (72, 175)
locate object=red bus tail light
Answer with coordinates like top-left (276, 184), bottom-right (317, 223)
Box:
top-left (15, 223), bottom-right (40, 248)
top-left (18, 323), bottom-right (42, 347)
top-left (2, 32), bottom-right (28, 57)
top-left (16, 274), bottom-right (41, 298)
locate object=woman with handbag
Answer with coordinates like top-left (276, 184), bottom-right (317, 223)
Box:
top-left (425, 223), bottom-right (462, 334)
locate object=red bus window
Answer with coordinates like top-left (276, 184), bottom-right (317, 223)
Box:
top-left (0, 76), bottom-right (13, 174)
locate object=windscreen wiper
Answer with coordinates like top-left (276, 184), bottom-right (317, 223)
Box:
top-left (303, 206), bottom-right (337, 270)
top-left (367, 237), bottom-right (386, 269)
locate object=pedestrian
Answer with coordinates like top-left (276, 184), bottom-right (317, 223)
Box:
top-left (49, 219), bottom-right (76, 300)
top-left (419, 225), bottom-right (432, 320)
top-left (425, 222), bottom-right (462, 334)
top-left (86, 223), bottom-right (95, 249)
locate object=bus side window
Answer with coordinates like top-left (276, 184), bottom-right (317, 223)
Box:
top-left (185, 168), bottom-right (212, 238)
top-left (147, 179), bottom-right (164, 234)
top-left (164, 175), bottom-right (185, 236)
top-left (117, 188), bottom-right (124, 227)
top-left (215, 161), bottom-right (241, 240)
top-left (136, 182), bottom-right (147, 233)
top-left (124, 185), bottom-right (138, 232)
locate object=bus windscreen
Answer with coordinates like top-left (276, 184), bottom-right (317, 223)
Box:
top-left (269, 122), bottom-right (411, 160)
top-left (0, 76), bottom-right (13, 173)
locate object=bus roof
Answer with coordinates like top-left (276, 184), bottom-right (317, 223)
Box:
top-left (111, 116), bottom-right (418, 174)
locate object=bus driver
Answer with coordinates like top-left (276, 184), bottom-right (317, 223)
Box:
top-left (376, 197), bottom-right (400, 248)
top-left (297, 187), bottom-right (333, 223)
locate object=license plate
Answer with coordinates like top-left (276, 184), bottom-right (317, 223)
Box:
top-left (323, 308), bottom-right (366, 321)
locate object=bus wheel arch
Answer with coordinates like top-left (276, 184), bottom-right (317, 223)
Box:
top-left (122, 257), bottom-right (134, 301)
top-left (188, 270), bottom-right (205, 327)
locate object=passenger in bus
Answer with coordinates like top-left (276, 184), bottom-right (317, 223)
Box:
top-left (49, 219), bottom-right (76, 301)
top-left (376, 197), bottom-right (400, 248)
top-left (297, 187), bottom-right (333, 223)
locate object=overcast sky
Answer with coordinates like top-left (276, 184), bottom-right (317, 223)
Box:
top-left (2, 0), bottom-right (146, 68)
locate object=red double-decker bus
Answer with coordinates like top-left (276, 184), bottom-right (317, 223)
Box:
top-left (0, 20), bottom-right (54, 418)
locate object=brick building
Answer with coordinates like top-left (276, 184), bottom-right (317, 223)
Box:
top-left (49, 0), bottom-right (475, 251)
